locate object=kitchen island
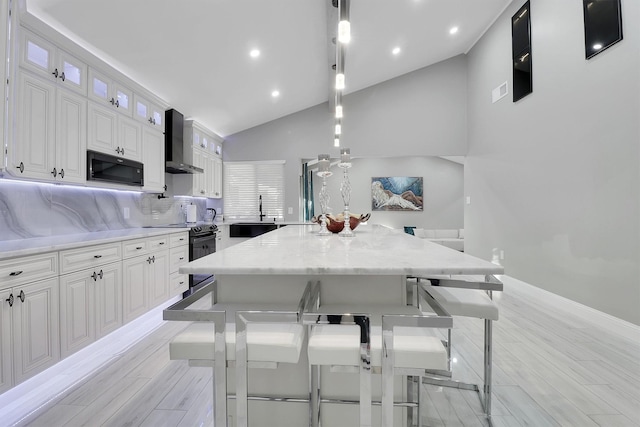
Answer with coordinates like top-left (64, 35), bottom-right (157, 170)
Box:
top-left (179, 224), bottom-right (504, 426)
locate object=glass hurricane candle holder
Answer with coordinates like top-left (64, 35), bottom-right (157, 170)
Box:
top-left (338, 151), bottom-right (354, 237)
top-left (317, 155), bottom-right (332, 236)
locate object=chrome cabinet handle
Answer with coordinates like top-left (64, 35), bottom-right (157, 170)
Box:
top-left (148, 117), bottom-right (154, 124)
top-left (52, 68), bottom-right (59, 78)
top-left (151, 256), bottom-right (155, 263)
top-left (179, 257), bottom-right (184, 260)
top-left (109, 97), bottom-right (115, 105)
top-left (179, 281), bottom-right (184, 285)
top-left (5, 294), bottom-right (13, 307)
top-left (18, 290), bottom-right (25, 303)
top-left (136, 246), bottom-right (143, 250)
top-left (158, 242), bottom-right (165, 245)
top-left (115, 100), bottom-right (120, 108)
top-left (91, 271), bottom-right (98, 281)
top-left (94, 255), bottom-right (102, 259)
top-left (98, 269), bottom-right (103, 279)
top-left (179, 238), bottom-right (184, 241)
top-left (116, 147), bottom-right (122, 155)
top-left (60, 169), bottom-right (64, 179)
top-left (51, 167), bottom-right (57, 177)
top-left (121, 148), bottom-right (125, 155)
top-left (147, 257), bottom-right (152, 264)
top-left (9, 271), bottom-right (23, 277)
top-left (59, 71), bottom-right (65, 82)
top-left (17, 162), bottom-right (24, 173)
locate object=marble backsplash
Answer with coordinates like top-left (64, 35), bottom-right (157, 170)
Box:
top-left (0, 180), bottom-right (217, 241)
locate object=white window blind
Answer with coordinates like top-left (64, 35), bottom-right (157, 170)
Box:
top-left (223, 161), bottom-right (285, 220)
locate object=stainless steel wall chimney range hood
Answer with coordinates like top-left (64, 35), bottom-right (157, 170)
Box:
top-left (165, 109), bottom-right (204, 174)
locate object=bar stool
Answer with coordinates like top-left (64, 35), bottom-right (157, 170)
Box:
top-left (416, 275), bottom-right (501, 417)
top-left (303, 282), bottom-right (452, 427)
top-left (164, 281), bottom-right (312, 427)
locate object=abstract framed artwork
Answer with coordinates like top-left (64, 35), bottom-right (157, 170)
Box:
top-left (371, 177), bottom-right (423, 211)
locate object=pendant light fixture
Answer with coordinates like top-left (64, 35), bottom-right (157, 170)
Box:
top-left (332, 0), bottom-right (349, 148)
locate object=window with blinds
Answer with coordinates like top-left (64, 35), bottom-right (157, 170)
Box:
top-left (223, 161), bottom-right (285, 221)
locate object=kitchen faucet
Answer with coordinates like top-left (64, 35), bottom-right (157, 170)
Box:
top-left (259, 195), bottom-right (266, 221)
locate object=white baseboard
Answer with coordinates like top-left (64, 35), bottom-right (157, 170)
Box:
top-left (501, 275), bottom-right (640, 343)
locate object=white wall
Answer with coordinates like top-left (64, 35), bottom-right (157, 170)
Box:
top-left (313, 156), bottom-right (463, 230)
top-left (224, 55), bottom-right (468, 221)
top-left (466, 0), bottom-right (640, 324)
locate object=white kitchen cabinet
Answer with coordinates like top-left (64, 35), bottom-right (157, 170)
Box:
top-left (87, 101), bottom-right (142, 162)
top-left (88, 68), bottom-right (133, 117)
top-left (212, 156), bottom-right (223, 198)
top-left (0, 0), bottom-right (8, 175)
top-left (0, 252), bottom-right (60, 390)
top-left (19, 29), bottom-right (88, 96)
top-left (59, 261), bottom-right (122, 358)
top-left (59, 241), bottom-right (121, 275)
top-left (0, 288), bottom-right (12, 395)
top-left (142, 127), bottom-right (165, 193)
top-left (122, 255), bottom-right (147, 324)
top-left (12, 72), bottom-right (55, 181)
top-left (147, 250), bottom-right (169, 309)
top-left (168, 231), bottom-right (189, 296)
top-left (122, 238), bottom-right (168, 324)
top-left (11, 277), bottom-right (60, 385)
top-left (12, 72), bottom-right (87, 183)
top-left (133, 94), bottom-right (164, 132)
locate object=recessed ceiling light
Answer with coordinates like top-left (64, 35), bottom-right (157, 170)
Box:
top-left (271, 90), bottom-right (280, 98)
top-left (449, 26), bottom-right (459, 35)
top-left (249, 49), bottom-right (260, 58)
top-left (392, 47), bottom-right (401, 55)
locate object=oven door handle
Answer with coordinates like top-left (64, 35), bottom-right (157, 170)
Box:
top-left (191, 234), bottom-right (216, 245)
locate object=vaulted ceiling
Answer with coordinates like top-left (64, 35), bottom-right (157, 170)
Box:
top-left (27, 0), bottom-right (513, 137)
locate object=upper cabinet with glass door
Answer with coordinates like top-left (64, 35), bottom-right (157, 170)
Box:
top-left (19, 29), bottom-right (87, 96)
top-left (88, 68), bottom-right (133, 117)
top-left (133, 94), bottom-right (164, 132)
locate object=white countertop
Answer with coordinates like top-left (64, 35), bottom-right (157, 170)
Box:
top-left (181, 224), bottom-right (504, 276)
top-left (0, 227), bottom-right (190, 260)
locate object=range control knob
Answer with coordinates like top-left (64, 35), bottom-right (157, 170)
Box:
top-left (193, 227), bottom-right (201, 233)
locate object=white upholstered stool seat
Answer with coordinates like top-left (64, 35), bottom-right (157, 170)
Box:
top-left (309, 324), bottom-right (448, 371)
top-left (423, 285), bottom-right (499, 321)
top-left (304, 302), bottom-right (452, 427)
top-left (415, 275), bottom-right (503, 420)
top-left (170, 321), bottom-right (304, 364)
top-left (165, 291), bottom-right (311, 427)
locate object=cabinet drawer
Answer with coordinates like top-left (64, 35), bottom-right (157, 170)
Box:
top-left (169, 272), bottom-right (188, 296)
top-left (169, 232), bottom-right (189, 248)
top-left (147, 236), bottom-right (169, 251)
top-left (60, 242), bottom-right (121, 275)
top-left (0, 252), bottom-right (58, 288)
top-left (122, 238), bottom-right (149, 258)
top-left (169, 246), bottom-right (189, 273)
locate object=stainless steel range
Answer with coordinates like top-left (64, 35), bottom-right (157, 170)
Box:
top-left (188, 224), bottom-right (217, 292)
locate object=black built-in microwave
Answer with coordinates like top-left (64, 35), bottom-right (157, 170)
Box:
top-left (87, 150), bottom-right (144, 186)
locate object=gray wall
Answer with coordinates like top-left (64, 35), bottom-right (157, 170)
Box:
top-left (313, 156), bottom-right (464, 230)
top-left (466, 0), bottom-right (640, 324)
top-left (224, 54), bottom-right (468, 221)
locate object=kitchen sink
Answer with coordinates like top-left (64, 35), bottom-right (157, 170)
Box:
top-left (229, 222), bottom-right (280, 238)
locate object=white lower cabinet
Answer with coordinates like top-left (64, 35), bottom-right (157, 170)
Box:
top-left (0, 288), bottom-right (13, 395)
top-left (122, 247), bottom-right (168, 324)
top-left (147, 250), bottom-right (169, 309)
top-left (6, 277), bottom-right (60, 386)
top-left (59, 261), bottom-right (122, 358)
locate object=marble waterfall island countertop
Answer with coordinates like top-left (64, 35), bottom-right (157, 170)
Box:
top-left (180, 224), bottom-right (504, 276)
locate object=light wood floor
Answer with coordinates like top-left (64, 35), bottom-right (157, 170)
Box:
top-left (16, 278), bottom-right (640, 427)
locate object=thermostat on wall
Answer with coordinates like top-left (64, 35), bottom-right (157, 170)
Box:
top-left (492, 81), bottom-right (508, 103)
